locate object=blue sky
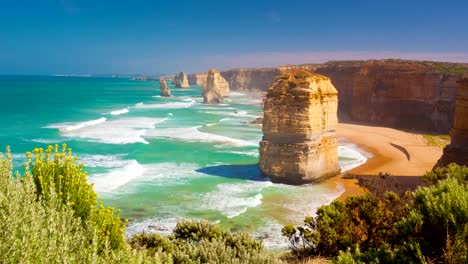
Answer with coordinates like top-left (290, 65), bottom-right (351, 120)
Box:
top-left (1, 0), bottom-right (468, 74)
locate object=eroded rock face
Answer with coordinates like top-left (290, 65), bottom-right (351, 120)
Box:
top-left (314, 60), bottom-right (465, 133)
top-left (220, 68), bottom-right (281, 92)
top-left (436, 77), bottom-right (468, 167)
top-left (259, 70), bottom-right (341, 184)
top-left (159, 79), bottom-right (171, 97)
top-left (188, 73), bottom-right (206, 86)
top-left (173, 72), bottom-right (189, 88)
top-left (202, 69), bottom-right (225, 104)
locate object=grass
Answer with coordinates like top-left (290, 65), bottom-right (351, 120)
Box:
top-left (423, 134), bottom-right (451, 148)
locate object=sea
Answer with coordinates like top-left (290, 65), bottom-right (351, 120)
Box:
top-left (0, 75), bottom-right (369, 249)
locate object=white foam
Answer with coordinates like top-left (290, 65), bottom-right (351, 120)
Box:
top-left (90, 160), bottom-right (146, 193)
top-left (29, 138), bottom-right (67, 144)
top-left (218, 150), bottom-right (259, 157)
top-left (203, 110), bottom-right (257, 118)
top-left (145, 126), bottom-right (257, 147)
top-left (110, 108), bottom-right (130, 116)
top-left (135, 99), bottom-right (195, 109)
top-left (49, 117), bottom-right (167, 144)
top-left (338, 145), bottom-right (370, 172)
top-left (126, 217), bottom-right (180, 237)
top-left (203, 181), bottom-right (272, 218)
top-left (77, 154), bottom-right (129, 168)
top-left (229, 92), bottom-right (246, 97)
top-left (90, 162), bottom-right (202, 194)
top-left (47, 117), bottom-right (107, 132)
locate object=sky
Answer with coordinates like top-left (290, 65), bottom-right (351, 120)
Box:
top-left (1, 0), bottom-right (468, 75)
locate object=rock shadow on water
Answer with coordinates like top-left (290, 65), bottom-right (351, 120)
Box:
top-left (196, 164), bottom-right (269, 182)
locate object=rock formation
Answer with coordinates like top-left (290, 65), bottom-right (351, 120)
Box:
top-left (259, 70), bottom-right (341, 184)
top-left (188, 73), bottom-right (206, 86)
top-left (159, 79), bottom-right (171, 97)
top-left (173, 72), bottom-right (189, 88)
top-left (202, 69), bottom-right (225, 104)
top-left (217, 60), bottom-right (467, 133)
top-left (202, 69), bottom-right (229, 97)
top-left (314, 60), bottom-right (465, 133)
top-left (220, 68), bottom-right (282, 92)
top-left (436, 77), bottom-right (468, 167)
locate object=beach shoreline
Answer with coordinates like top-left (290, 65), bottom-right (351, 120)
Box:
top-left (328, 122), bottom-right (444, 200)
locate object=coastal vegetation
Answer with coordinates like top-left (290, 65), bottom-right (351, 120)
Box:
top-left (282, 164), bottom-right (468, 263)
top-left (0, 146), bottom-right (279, 264)
top-left (2, 145), bottom-right (467, 263)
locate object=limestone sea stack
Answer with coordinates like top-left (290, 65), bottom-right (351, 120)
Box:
top-left (173, 72), bottom-right (189, 88)
top-left (202, 69), bottom-right (229, 97)
top-left (159, 79), bottom-right (171, 97)
top-left (202, 69), bottom-right (225, 104)
top-left (259, 70), bottom-right (341, 184)
top-left (436, 77), bottom-right (468, 167)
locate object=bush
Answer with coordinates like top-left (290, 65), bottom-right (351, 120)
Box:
top-left (130, 220), bottom-right (281, 263)
top-left (0, 148), bottom-right (160, 263)
top-left (27, 144), bottom-right (127, 250)
top-left (1, 146), bottom-right (282, 263)
top-left (284, 164), bottom-right (468, 263)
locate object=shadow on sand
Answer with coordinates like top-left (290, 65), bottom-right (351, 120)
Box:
top-left (196, 164), bottom-right (270, 182)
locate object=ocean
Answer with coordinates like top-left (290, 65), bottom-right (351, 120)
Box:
top-left (0, 75), bottom-right (368, 249)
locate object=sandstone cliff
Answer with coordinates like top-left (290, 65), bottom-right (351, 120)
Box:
top-left (436, 77), bottom-right (468, 167)
top-left (314, 60), bottom-right (466, 133)
top-left (159, 79), bottom-right (171, 97)
top-left (173, 72), bottom-right (189, 88)
top-left (202, 69), bottom-right (224, 104)
top-left (188, 73), bottom-right (206, 86)
top-left (259, 70), bottom-right (341, 184)
top-left (220, 68), bottom-right (282, 92)
top-left (215, 60), bottom-right (467, 133)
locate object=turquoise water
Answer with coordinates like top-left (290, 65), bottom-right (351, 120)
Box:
top-left (0, 76), bottom-right (368, 248)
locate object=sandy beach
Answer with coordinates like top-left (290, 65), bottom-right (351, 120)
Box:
top-left (330, 122), bottom-right (444, 199)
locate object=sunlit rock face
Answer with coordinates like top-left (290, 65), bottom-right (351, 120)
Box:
top-left (173, 72), bottom-right (189, 88)
top-left (188, 73), bottom-right (206, 86)
top-left (202, 69), bottom-right (225, 104)
top-left (159, 79), bottom-right (171, 97)
top-left (259, 70), bottom-right (341, 184)
top-left (436, 77), bottom-right (468, 167)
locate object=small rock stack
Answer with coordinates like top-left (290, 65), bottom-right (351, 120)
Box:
top-left (159, 79), bottom-right (171, 97)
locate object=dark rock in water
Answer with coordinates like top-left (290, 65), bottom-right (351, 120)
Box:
top-left (250, 117), bottom-right (263, 125)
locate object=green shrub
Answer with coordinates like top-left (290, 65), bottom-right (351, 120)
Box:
top-left (0, 148), bottom-right (160, 263)
top-left (27, 144), bottom-right (127, 250)
top-left (130, 220), bottom-right (281, 263)
top-left (285, 165), bottom-right (468, 263)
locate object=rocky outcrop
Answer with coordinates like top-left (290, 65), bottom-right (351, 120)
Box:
top-left (202, 69), bottom-right (224, 104)
top-left (216, 60), bottom-right (467, 133)
top-left (159, 79), bottom-right (171, 97)
top-left (259, 70), bottom-right (341, 184)
top-left (436, 77), bottom-right (468, 167)
top-left (188, 73), bottom-right (206, 86)
top-left (220, 68), bottom-right (282, 92)
top-left (173, 72), bottom-right (189, 88)
top-left (314, 60), bottom-right (466, 133)
top-left (202, 69), bottom-right (229, 97)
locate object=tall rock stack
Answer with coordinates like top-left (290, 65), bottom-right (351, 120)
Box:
top-left (202, 69), bottom-right (225, 104)
top-left (159, 79), bottom-right (171, 97)
top-left (436, 77), bottom-right (468, 167)
top-left (174, 72), bottom-right (189, 88)
top-left (259, 70), bottom-right (341, 184)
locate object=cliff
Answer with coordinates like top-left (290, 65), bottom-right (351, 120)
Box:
top-left (173, 72), bottom-right (189, 88)
top-left (220, 68), bottom-right (282, 92)
top-left (436, 77), bottom-right (468, 167)
top-left (259, 70), bottom-right (341, 184)
top-left (214, 60), bottom-right (467, 133)
top-left (188, 73), bottom-right (206, 86)
top-left (202, 69), bottom-right (224, 104)
top-left (314, 60), bottom-right (466, 133)
top-left (159, 79), bottom-right (171, 97)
